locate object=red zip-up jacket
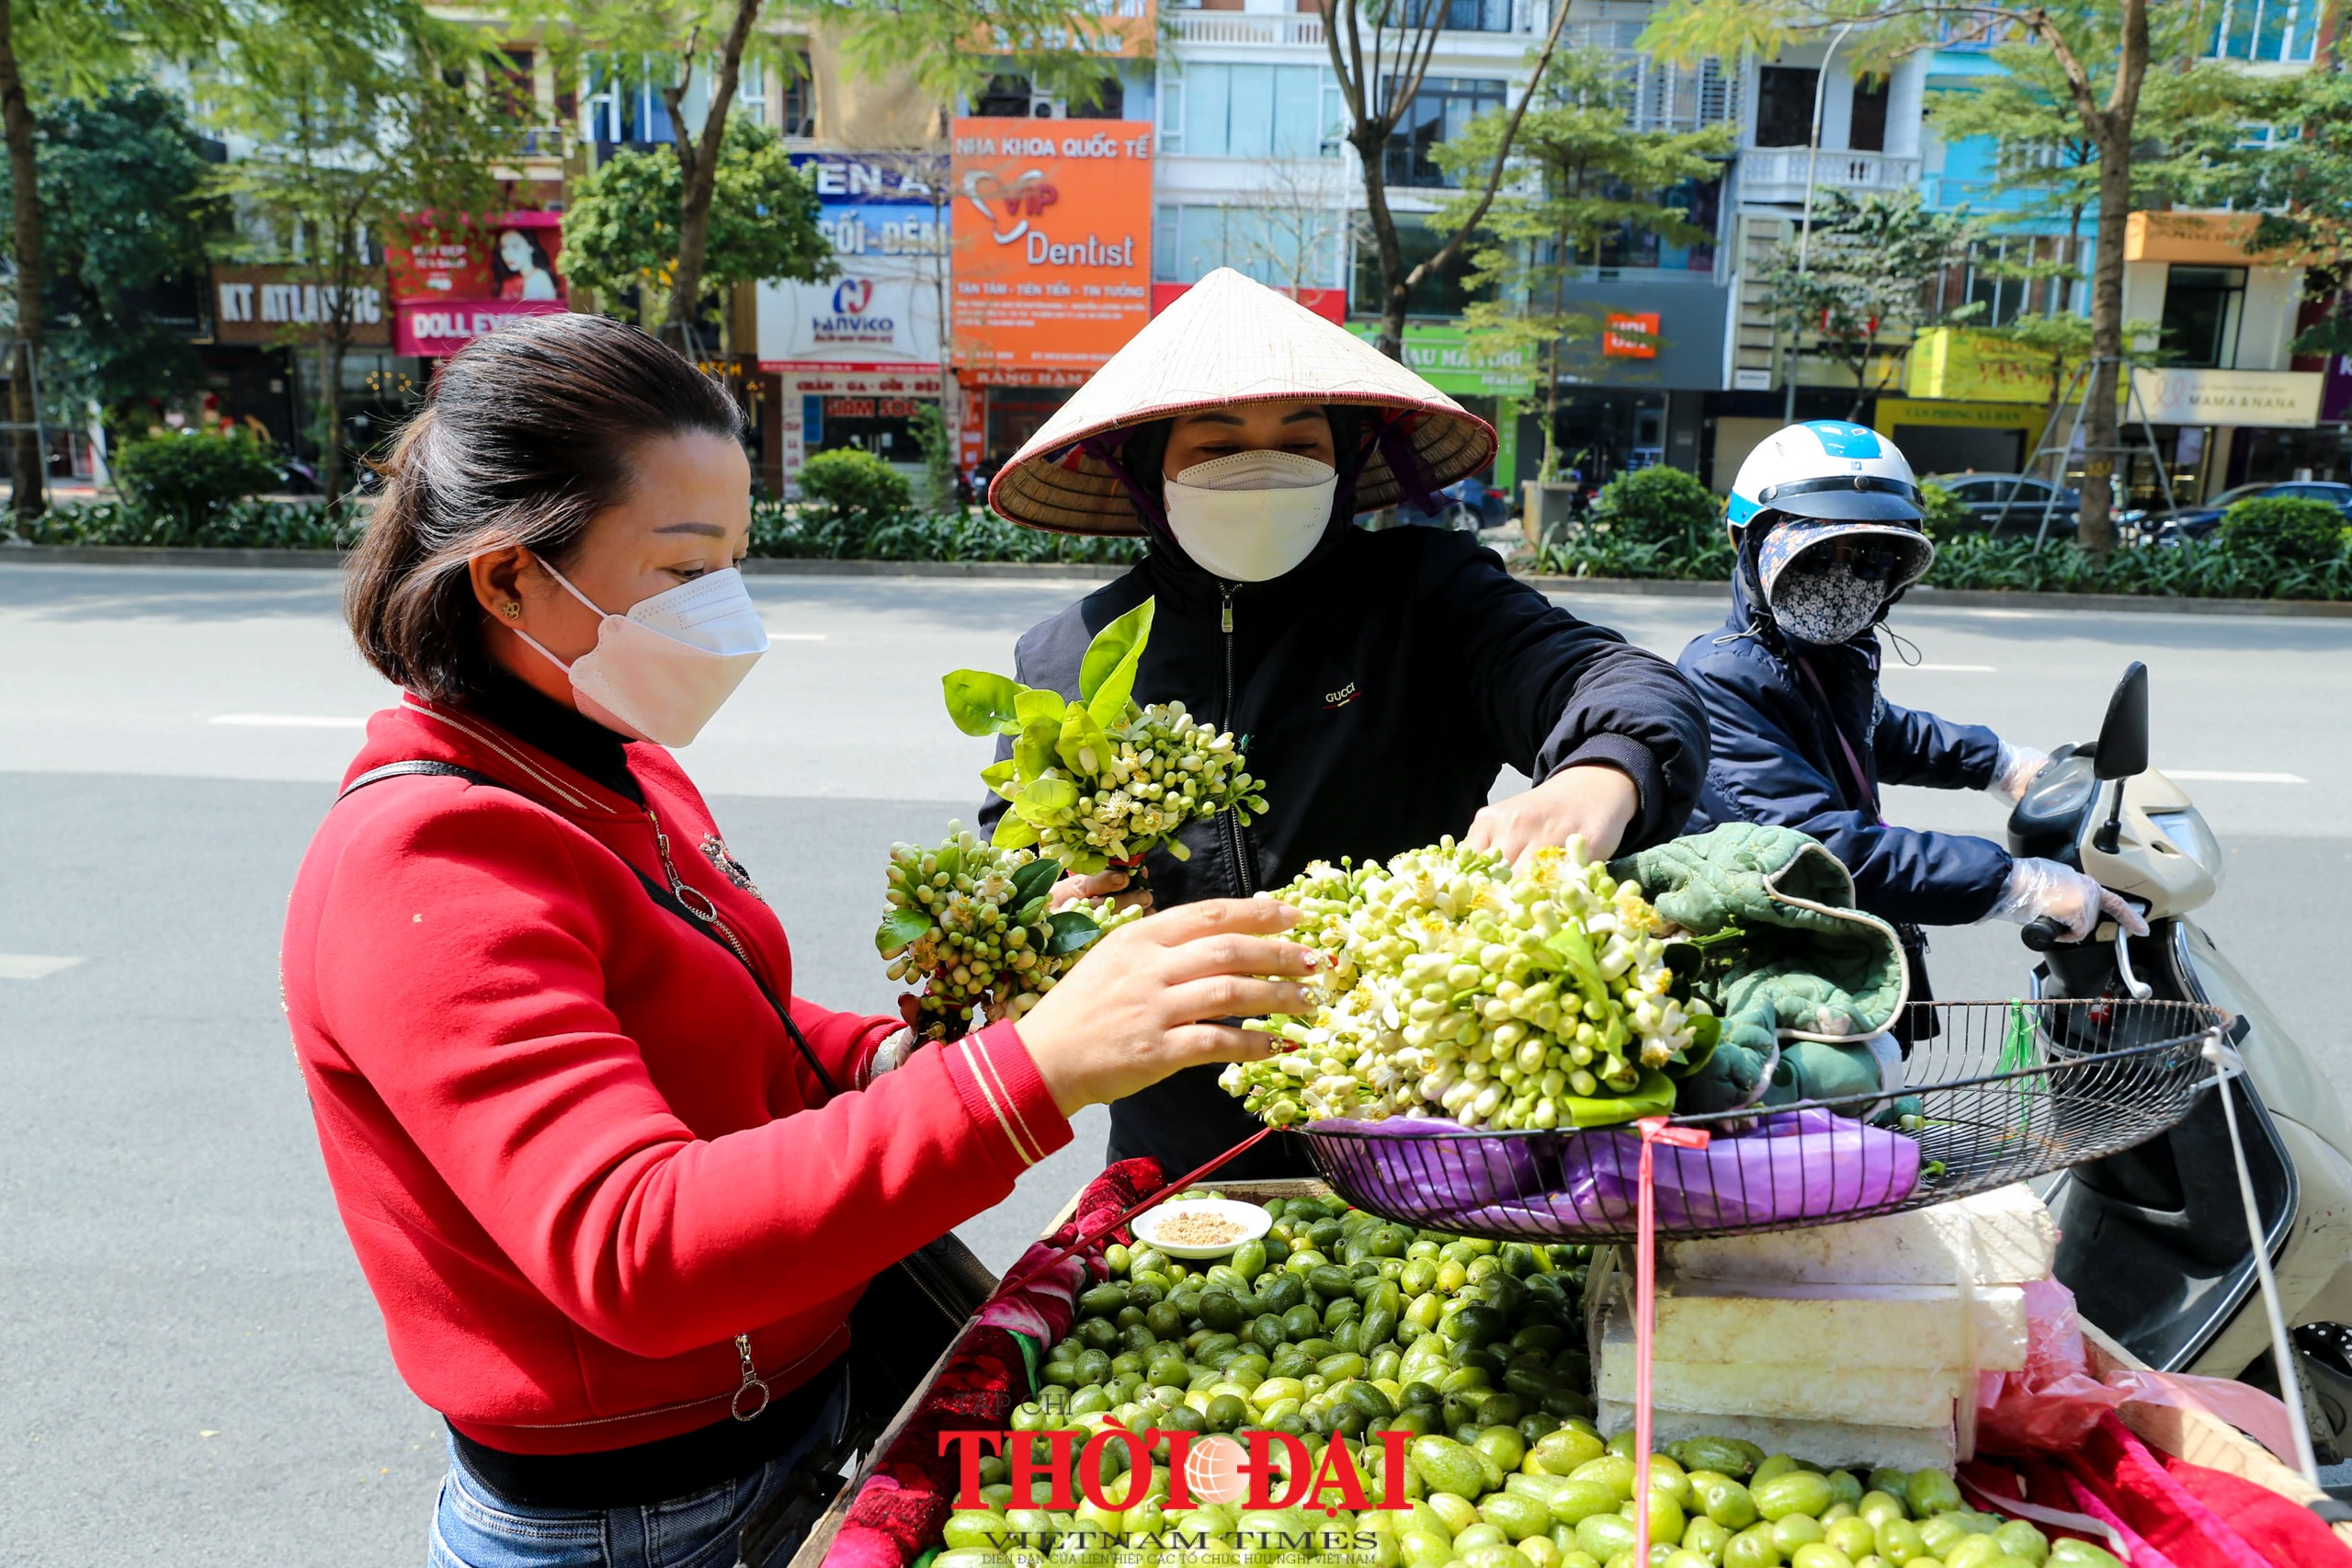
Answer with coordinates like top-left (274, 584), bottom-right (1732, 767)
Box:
top-left (280, 693), bottom-right (1071, 1454)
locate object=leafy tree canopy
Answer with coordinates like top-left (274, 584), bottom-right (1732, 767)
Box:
top-left (564, 119), bottom-right (831, 304)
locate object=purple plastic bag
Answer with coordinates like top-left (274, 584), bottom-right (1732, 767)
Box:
top-left (1298, 1108), bottom-right (1921, 1237)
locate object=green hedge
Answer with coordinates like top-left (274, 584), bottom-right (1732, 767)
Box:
top-left (19, 497), bottom-right (363, 550)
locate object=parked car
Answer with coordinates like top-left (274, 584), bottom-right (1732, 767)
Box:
top-left (2153, 481), bottom-right (2352, 542)
top-left (1430, 476), bottom-right (1511, 533)
top-left (1929, 472), bottom-right (2081, 536)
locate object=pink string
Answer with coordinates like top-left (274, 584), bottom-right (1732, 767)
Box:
top-left (1633, 1117), bottom-right (1710, 1565)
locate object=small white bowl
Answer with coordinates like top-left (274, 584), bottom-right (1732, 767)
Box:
top-left (1131, 1198), bottom-right (1273, 1259)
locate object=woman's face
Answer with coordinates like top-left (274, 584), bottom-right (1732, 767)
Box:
top-left (499, 230), bottom-right (533, 271)
top-left (1161, 399), bottom-right (1335, 480)
top-left (474, 431), bottom-right (752, 702)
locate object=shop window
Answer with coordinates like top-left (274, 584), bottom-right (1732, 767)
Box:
top-left (1161, 62), bottom-right (1333, 159)
top-left (1848, 74), bottom-right (1889, 153)
top-left (974, 74), bottom-right (1040, 118)
top-left (776, 54), bottom-right (814, 137)
top-left (2160, 265), bottom-right (2245, 369)
top-left (2206, 0), bottom-right (2320, 63)
top-left (1382, 76), bottom-right (1506, 187)
top-left (1350, 215), bottom-right (1488, 317)
top-left (1753, 66), bottom-right (1818, 148)
top-left (1398, 0), bottom-right (1513, 31)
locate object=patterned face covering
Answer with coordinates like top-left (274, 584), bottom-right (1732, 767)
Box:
top-left (1768, 562), bottom-right (1887, 646)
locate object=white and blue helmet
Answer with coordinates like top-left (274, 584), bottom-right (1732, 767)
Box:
top-left (1728, 421), bottom-right (1936, 600)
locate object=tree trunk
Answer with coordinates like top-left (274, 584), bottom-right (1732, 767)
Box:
top-left (2077, 135), bottom-right (2132, 556)
top-left (0, 0), bottom-right (43, 524)
top-left (317, 330), bottom-right (346, 506)
top-left (665, 0), bottom-right (766, 352)
top-left (1351, 128), bottom-right (1409, 362)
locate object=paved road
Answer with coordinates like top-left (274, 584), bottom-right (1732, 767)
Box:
top-left (4, 561), bottom-right (2347, 1563)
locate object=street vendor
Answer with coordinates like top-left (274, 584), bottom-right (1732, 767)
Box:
top-left (1677, 420), bottom-right (2144, 1013)
top-left (981, 267), bottom-right (1709, 1180)
top-left (280, 313), bottom-right (1322, 1568)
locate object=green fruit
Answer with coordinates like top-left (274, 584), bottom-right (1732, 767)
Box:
top-left (1204, 1393), bottom-right (1247, 1432)
top-left (1752, 1456), bottom-right (1802, 1487)
top-left (1671, 1438), bottom-right (1763, 1479)
top-left (1572, 1456), bottom-right (1639, 1502)
top-left (1454, 1524), bottom-right (1511, 1554)
top-left (1535, 1426), bottom-right (1608, 1476)
top-left (1825, 1472), bottom-right (1864, 1508)
top-left (1681, 1517), bottom-right (1733, 1562)
top-left (944, 1514), bottom-right (1016, 1551)
top-left (1917, 1517), bottom-right (1971, 1558)
top-left (1523, 1536), bottom-right (1567, 1568)
top-left (1644, 1455), bottom-right (1694, 1508)
top-left (1867, 1470), bottom-right (1909, 1503)
top-left (1630, 1487), bottom-right (1688, 1549)
top-left (1426, 1492), bottom-right (1482, 1538)
top-left (1790, 1548), bottom-right (1854, 1568)
top-left (1664, 1554), bottom-right (1714, 1568)
top-left (1546, 1481), bottom-right (1625, 1528)
top-left (934, 1551), bottom-right (1013, 1568)
top-left (1873, 1519), bottom-right (1927, 1565)
top-left (1508, 1474), bottom-right (1574, 1506)
top-left (1399, 1529), bottom-right (1454, 1568)
top-left (1991, 1523), bottom-right (2047, 1565)
top-left (1574, 1512), bottom-right (1639, 1562)
top-left (1905, 1472), bottom-right (1963, 1519)
top-left (1822, 1505), bottom-right (1856, 1526)
top-left (1478, 1426), bottom-right (1530, 1474)
top-left (1482, 1492), bottom-right (1557, 1542)
top-left (1692, 1474), bottom-right (1760, 1530)
top-left (1858, 1493), bottom-right (1906, 1528)
top-left (1941, 1538), bottom-right (2003, 1568)
top-left (2047, 1543), bottom-right (2125, 1568)
top-left (1724, 1522), bottom-right (1784, 1568)
top-left (1825, 1519), bottom-right (1876, 1559)
top-left (1772, 1516), bottom-right (1827, 1555)
top-left (1411, 1436), bottom-right (1489, 1499)
top-left (1463, 1547), bottom-right (1537, 1568)
top-left (1753, 1472), bottom-right (1835, 1523)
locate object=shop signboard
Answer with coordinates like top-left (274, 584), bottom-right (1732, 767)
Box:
top-left (757, 153), bottom-right (947, 374)
top-left (210, 265), bottom-right (389, 347)
top-left (1905, 326), bottom-right (2078, 405)
top-left (1344, 324), bottom-right (1534, 397)
top-left (948, 119), bottom-right (1153, 381)
top-left (1603, 312), bottom-right (1660, 358)
top-left (2130, 366), bottom-right (2324, 428)
top-left (386, 211), bottom-right (567, 358)
top-left (1150, 281), bottom-right (1344, 323)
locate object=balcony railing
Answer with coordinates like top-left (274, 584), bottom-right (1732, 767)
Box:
top-left (1740, 147), bottom-right (1922, 205)
top-left (1167, 11), bottom-right (1324, 45)
top-left (1562, 23), bottom-right (1741, 131)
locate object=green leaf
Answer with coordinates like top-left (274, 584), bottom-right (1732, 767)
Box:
top-left (981, 759), bottom-right (1020, 801)
top-left (1017, 895), bottom-right (1049, 926)
top-left (1009, 857), bottom-right (1062, 908)
top-left (943, 670), bottom-right (1022, 736)
top-left (1545, 925), bottom-right (1609, 1006)
top-left (1045, 910), bottom-right (1105, 957)
top-left (1013, 719), bottom-right (1062, 780)
top-left (1015, 687), bottom-right (1067, 728)
top-left (992, 813), bottom-right (1040, 850)
top-left (1016, 776), bottom-right (1080, 823)
top-left (874, 906), bottom-right (931, 957)
top-left (1079, 598), bottom-right (1155, 723)
top-left (1562, 1068), bottom-right (1676, 1129)
top-left (1665, 1014), bottom-right (1721, 1080)
top-left (1057, 700), bottom-right (1111, 778)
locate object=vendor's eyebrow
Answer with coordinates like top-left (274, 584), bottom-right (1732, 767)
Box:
top-left (1280, 409), bottom-right (1328, 425)
top-left (653, 521), bottom-right (730, 537)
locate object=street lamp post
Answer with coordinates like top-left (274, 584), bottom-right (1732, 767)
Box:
top-left (1782, 19), bottom-right (1858, 424)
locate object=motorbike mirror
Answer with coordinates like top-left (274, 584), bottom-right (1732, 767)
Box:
top-left (2094, 662), bottom-right (2150, 781)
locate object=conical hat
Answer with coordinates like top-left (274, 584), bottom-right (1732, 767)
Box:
top-left (988, 267), bottom-right (1498, 536)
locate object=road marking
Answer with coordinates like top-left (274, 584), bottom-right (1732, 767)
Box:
top-left (768, 633), bottom-right (827, 642)
top-left (2167, 769), bottom-right (2308, 784)
top-left (0, 954), bottom-right (83, 980)
top-left (210, 713), bottom-right (367, 729)
top-left (1901, 663), bottom-right (1999, 672)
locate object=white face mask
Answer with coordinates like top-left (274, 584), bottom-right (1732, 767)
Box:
top-left (1163, 449), bottom-right (1338, 583)
top-left (507, 557), bottom-right (769, 746)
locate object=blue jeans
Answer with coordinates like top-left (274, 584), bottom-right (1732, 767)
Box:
top-left (429, 1382), bottom-right (848, 1568)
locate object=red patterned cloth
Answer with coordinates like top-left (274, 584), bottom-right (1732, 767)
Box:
top-left (824, 1159), bottom-right (1165, 1568)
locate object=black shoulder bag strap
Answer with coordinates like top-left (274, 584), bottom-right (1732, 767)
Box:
top-left (339, 761), bottom-right (998, 1561)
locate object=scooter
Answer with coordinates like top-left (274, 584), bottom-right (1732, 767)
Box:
top-left (2012, 662), bottom-right (2352, 1458)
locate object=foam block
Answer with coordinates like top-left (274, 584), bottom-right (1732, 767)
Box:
top-left (1595, 1347), bottom-right (1963, 1427)
top-left (1597, 1402), bottom-right (1960, 1473)
top-left (1659, 1184), bottom-right (2057, 1287)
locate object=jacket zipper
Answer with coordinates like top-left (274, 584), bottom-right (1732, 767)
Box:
top-left (1220, 585), bottom-right (1254, 896)
top-left (649, 803), bottom-right (774, 1423)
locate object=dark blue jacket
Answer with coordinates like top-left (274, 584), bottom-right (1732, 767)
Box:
top-left (1678, 562), bottom-right (2012, 927)
top-left (985, 522), bottom-right (1709, 1176)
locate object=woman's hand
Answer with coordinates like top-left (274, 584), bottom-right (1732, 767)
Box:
top-left (1051, 868), bottom-right (1153, 916)
top-left (1465, 763), bottom-right (1640, 868)
top-left (1017, 898), bottom-right (1314, 1116)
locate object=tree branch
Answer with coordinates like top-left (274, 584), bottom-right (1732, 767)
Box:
top-left (663, 28), bottom-right (701, 186)
top-left (1406, 0), bottom-right (1578, 289)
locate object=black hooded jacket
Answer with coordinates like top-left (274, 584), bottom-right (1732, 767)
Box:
top-left (980, 517), bottom-right (1709, 1177)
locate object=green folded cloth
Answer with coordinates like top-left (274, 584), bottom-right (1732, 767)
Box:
top-left (1610, 824), bottom-right (1915, 1119)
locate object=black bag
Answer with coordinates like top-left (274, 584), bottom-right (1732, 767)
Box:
top-left (339, 762), bottom-right (996, 1563)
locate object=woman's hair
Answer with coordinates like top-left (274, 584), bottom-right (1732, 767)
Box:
top-left (346, 312), bottom-right (743, 700)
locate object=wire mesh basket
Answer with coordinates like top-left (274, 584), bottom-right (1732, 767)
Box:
top-left (1295, 998), bottom-right (2229, 1244)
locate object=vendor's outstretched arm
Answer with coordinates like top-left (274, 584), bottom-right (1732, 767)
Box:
top-left (1873, 697), bottom-right (2002, 792)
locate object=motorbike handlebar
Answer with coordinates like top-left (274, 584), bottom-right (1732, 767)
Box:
top-left (2021, 916), bottom-right (2070, 952)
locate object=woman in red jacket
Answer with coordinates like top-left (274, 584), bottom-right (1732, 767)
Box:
top-left (281, 314), bottom-right (1312, 1568)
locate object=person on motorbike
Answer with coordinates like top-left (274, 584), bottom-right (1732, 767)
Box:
top-left (980, 267), bottom-right (1710, 1177)
top-left (1677, 421), bottom-right (2144, 1015)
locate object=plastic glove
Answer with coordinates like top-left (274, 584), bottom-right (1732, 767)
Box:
top-left (1986, 740), bottom-right (2053, 803)
top-left (1985, 857), bottom-right (2151, 942)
